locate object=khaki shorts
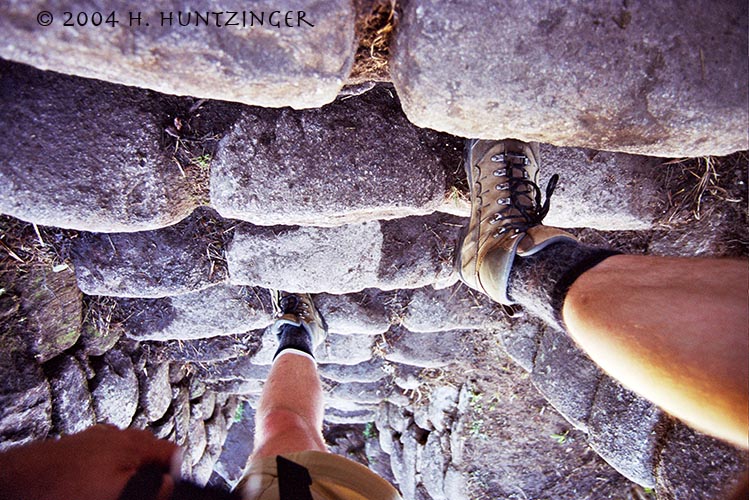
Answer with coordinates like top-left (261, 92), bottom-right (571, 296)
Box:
top-left (235, 451), bottom-right (402, 500)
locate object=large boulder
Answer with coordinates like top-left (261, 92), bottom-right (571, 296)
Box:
top-left (0, 1), bottom-right (356, 109)
top-left (0, 60), bottom-right (200, 232)
top-left (121, 285), bottom-right (273, 341)
top-left (391, 0), bottom-right (748, 157)
top-left (72, 208), bottom-right (227, 298)
top-left (210, 85), bottom-right (449, 226)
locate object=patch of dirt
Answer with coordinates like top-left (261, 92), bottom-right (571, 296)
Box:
top-left (348, 0), bottom-right (398, 85)
top-left (160, 98), bottom-right (245, 206)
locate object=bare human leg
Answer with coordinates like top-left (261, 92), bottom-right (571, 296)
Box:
top-left (250, 351), bottom-right (327, 459)
top-left (563, 255), bottom-right (749, 448)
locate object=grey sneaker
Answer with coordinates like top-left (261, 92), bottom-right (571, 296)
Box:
top-left (270, 290), bottom-right (328, 350)
top-left (455, 139), bottom-right (576, 307)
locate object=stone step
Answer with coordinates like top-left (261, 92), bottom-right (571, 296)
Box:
top-left (72, 208), bottom-right (227, 298)
top-left (585, 377), bottom-right (666, 487)
top-left (211, 85), bottom-right (458, 227)
top-left (530, 328), bottom-right (604, 432)
top-left (319, 358), bottom-right (389, 384)
top-left (121, 284), bottom-right (273, 341)
top-left (391, 0), bottom-right (748, 157)
top-left (0, 2), bottom-right (356, 109)
top-left (655, 421), bottom-right (749, 499)
top-left (401, 283), bottom-right (508, 333)
top-left (383, 328), bottom-right (477, 369)
top-left (227, 212), bottom-right (460, 294)
top-left (0, 60), bottom-right (201, 232)
top-left (315, 290), bottom-right (392, 336)
top-left (144, 334), bottom-right (261, 364)
top-left (324, 408), bottom-right (378, 425)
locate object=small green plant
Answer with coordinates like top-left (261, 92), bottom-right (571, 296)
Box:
top-left (191, 153), bottom-right (212, 169)
top-left (550, 430), bottom-right (569, 444)
top-left (643, 487), bottom-right (655, 496)
top-left (233, 403), bottom-right (245, 423)
top-left (363, 421), bottom-right (377, 440)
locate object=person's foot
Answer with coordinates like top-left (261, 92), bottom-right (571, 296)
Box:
top-left (270, 290), bottom-right (328, 350)
top-left (455, 139), bottom-right (576, 307)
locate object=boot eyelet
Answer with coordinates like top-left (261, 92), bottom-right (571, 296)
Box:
top-left (493, 169), bottom-right (506, 177)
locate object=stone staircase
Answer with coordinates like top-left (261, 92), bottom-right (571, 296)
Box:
top-left (1, 1), bottom-right (748, 498)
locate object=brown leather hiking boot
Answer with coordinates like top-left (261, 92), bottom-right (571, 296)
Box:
top-left (270, 290), bottom-right (328, 350)
top-left (456, 139), bottom-right (577, 307)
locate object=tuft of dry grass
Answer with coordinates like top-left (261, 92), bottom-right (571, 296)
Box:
top-left (663, 153), bottom-right (745, 223)
top-left (348, 0), bottom-right (398, 84)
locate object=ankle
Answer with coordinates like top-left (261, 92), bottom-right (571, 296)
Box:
top-left (507, 241), bottom-right (621, 330)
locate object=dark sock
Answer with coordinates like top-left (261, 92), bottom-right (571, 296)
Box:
top-left (273, 323), bottom-right (314, 360)
top-left (507, 241), bottom-right (621, 330)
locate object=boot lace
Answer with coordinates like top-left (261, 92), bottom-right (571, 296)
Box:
top-left (489, 153), bottom-right (559, 237)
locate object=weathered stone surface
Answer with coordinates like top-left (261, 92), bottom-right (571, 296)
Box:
top-left (317, 334), bottom-right (374, 366)
top-left (228, 221), bottom-right (382, 294)
top-left (655, 421), bottom-right (749, 500)
top-left (172, 386), bottom-right (191, 447)
top-left (195, 356), bottom-right (270, 382)
top-left (90, 350), bottom-right (138, 428)
top-left (531, 328), bottom-right (603, 431)
top-left (18, 266), bottom-right (81, 362)
top-left (211, 85), bottom-right (448, 226)
top-left (421, 431), bottom-right (447, 500)
top-left (122, 285), bottom-right (273, 341)
top-left (185, 412), bottom-right (207, 467)
top-left (587, 377), bottom-right (666, 487)
top-left (80, 308), bottom-right (124, 357)
top-left (427, 386), bottom-right (460, 433)
top-left (401, 283), bottom-right (508, 333)
top-left (214, 402), bottom-right (254, 488)
top-left (207, 379), bottom-right (264, 396)
top-left (391, 0), bottom-right (748, 157)
top-left (539, 146), bottom-right (663, 230)
top-left (46, 356), bottom-right (96, 435)
top-left (384, 328), bottom-right (475, 368)
top-left (193, 392), bottom-right (217, 422)
top-left (377, 213), bottom-right (461, 291)
top-left (0, 2), bottom-right (356, 109)
top-left (327, 381), bottom-right (389, 407)
top-left (228, 212), bottom-right (460, 293)
top-left (498, 319), bottom-right (544, 373)
top-left (201, 409), bottom-right (231, 486)
top-left (0, 60), bottom-right (199, 232)
top-left (319, 358), bottom-right (388, 384)
top-left (0, 330), bottom-right (51, 450)
top-left (390, 429), bottom-right (420, 500)
top-left (315, 290), bottom-right (391, 335)
top-left (138, 362), bottom-right (172, 422)
top-left (324, 408), bottom-right (377, 425)
top-left (443, 466), bottom-right (470, 500)
top-left (72, 208), bottom-right (227, 298)
top-left (147, 333), bottom-right (261, 364)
